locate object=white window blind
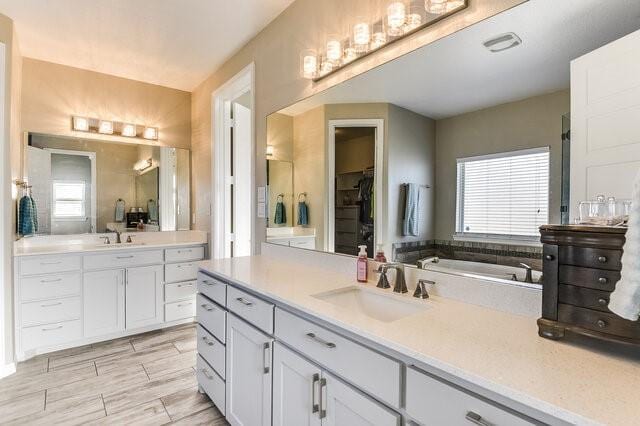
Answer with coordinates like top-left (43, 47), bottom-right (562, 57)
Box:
top-left (53, 181), bottom-right (86, 219)
top-left (456, 148), bottom-right (549, 240)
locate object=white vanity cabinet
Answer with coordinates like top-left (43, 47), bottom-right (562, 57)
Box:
top-left (125, 265), bottom-right (164, 329)
top-left (84, 269), bottom-right (125, 337)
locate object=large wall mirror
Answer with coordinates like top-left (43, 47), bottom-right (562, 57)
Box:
top-left (23, 133), bottom-right (190, 234)
top-left (265, 1), bottom-right (637, 285)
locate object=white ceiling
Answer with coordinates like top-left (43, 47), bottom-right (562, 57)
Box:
top-left (0, 0), bottom-right (294, 91)
top-left (280, 0), bottom-right (640, 119)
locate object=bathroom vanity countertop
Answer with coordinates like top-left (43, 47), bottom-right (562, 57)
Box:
top-left (14, 231), bottom-right (208, 256)
top-left (199, 255), bottom-right (640, 426)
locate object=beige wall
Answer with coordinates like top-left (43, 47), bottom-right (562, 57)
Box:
top-left (190, 0), bottom-right (526, 252)
top-left (266, 113), bottom-right (293, 162)
top-left (434, 90), bottom-right (570, 241)
top-left (21, 58), bottom-right (191, 149)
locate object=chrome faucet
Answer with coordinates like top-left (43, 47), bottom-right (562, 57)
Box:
top-left (107, 229), bottom-right (122, 244)
top-left (520, 263), bottom-right (533, 284)
top-left (413, 279), bottom-right (434, 299)
top-left (378, 263), bottom-right (407, 293)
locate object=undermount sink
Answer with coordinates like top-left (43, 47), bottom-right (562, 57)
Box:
top-left (313, 286), bottom-right (429, 322)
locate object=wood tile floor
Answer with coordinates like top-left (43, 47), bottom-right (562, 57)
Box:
top-left (0, 323), bottom-right (228, 425)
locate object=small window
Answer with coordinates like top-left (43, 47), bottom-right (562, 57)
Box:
top-left (53, 181), bottom-right (86, 219)
top-left (455, 147), bottom-right (550, 242)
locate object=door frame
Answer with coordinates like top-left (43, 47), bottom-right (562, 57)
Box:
top-left (211, 63), bottom-right (255, 259)
top-left (44, 148), bottom-right (97, 233)
top-left (326, 119), bottom-right (384, 253)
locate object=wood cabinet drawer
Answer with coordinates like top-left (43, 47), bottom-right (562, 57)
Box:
top-left (335, 218), bottom-right (357, 232)
top-left (559, 285), bottom-right (612, 313)
top-left (20, 255), bottom-right (81, 276)
top-left (226, 286), bottom-right (274, 334)
top-left (559, 265), bottom-right (619, 291)
top-left (165, 262), bottom-right (199, 283)
top-left (559, 247), bottom-right (622, 271)
top-left (165, 296), bottom-right (196, 322)
top-left (335, 232), bottom-right (357, 246)
top-left (558, 304), bottom-right (640, 339)
top-left (165, 281), bottom-right (196, 302)
top-left (275, 308), bottom-right (401, 409)
top-left (22, 320), bottom-right (82, 352)
top-left (197, 272), bottom-right (226, 307)
top-left (197, 294), bottom-right (226, 343)
top-left (165, 246), bottom-right (205, 263)
top-left (197, 325), bottom-right (225, 379)
top-left (84, 250), bottom-right (163, 270)
top-left (22, 297), bottom-right (81, 327)
top-left (197, 355), bottom-right (226, 416)
top-left (20, 272), bottom-right (81, 302)
top-left (406, 366), bottom-right (533, 425)
top-left (335, 207), bottom-right (358, 219)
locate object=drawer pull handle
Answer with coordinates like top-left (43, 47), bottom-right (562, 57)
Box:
top-left (306, 332), bottom-right (336, 349)
top-left (177, 249), bottom-right (192, 254)
top-left (201, 280), bottom-right (215, 286)
top-left (465, 411), bottom-right (493, 426)
top-left (596, 319), bottom-right (607, 328)
top-left (177, 302), bottom-right (193, 308)
top-left (544, 255), bottom-right (554, 261)
top-left (311, 373), bottom-right (320, 414)
top-left (200, 368), bottom-right (214, 380)
top-left (116, 255), bottom-right (134, 259)
top-left (41, 302), bottom-right (63, 307)
top-left (177, 283), bottom-right (194, 288)
top-left (40, 278), bottom-right (62, 283)
top-left (263, 342), bottom-right (271, 374)
top-left (598, 298), bottom-right (608, 307)
top-left (597, 256), bottom-right (608, 263)
top-left (598, 277), bottom-right (608, 285)
top-left (200, 304), bottom-right (214, 312)
top-left (319, 378), bottom-right (327, 419)
top-left (42, 325), bottom-right (63, 332)
top-left (236, 297), bottom-right (254, 307)
top-left (40, 261), bottom-right (62, 265)
top-left (201, 336), bottom-right (215, 346)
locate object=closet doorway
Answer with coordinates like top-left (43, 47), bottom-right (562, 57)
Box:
top-left (327, 119), bottom-right (384, 256)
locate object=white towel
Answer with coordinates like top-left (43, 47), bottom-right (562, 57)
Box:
top-left (608, 169), bottom-right (640, 321)
top-left (402, 183), bottom-right (419, 237)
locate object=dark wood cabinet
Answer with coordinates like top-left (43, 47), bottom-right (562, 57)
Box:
top-left (538, 225), bottom-right (640, 344)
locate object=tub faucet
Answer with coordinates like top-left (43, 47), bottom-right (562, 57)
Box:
top-left (519, 263), bottom-right (533, 284)
top-left (379, 263), bottom-right (407, 293)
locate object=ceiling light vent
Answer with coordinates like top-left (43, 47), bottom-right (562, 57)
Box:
top-left (483, 32), bottom-right (522, 53)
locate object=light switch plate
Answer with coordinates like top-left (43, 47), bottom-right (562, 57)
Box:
top-left (257, 186), bottom-right (266, 203)
top-left (257, 202), bottom-right (266, 218)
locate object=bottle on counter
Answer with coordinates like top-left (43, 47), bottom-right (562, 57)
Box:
top-left (374, 244), bottom-right (387, 263)
top-left (357, 245), bottom-right (368, 283)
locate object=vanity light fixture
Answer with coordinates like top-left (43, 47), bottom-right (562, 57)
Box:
top-left (300, 0), bottom-right (467, 81)
top-left (72, 116), bottom-right (90, 132)
top-left (266, 145), bottom-right (274, 157)
top-left (98, 120), bottom-right (114, 135)
top-left (143, 127), bottom-right (158, 140)
top-left (121, 123), bottom-right (137, 137)
top-left (134, 158), bottom-right (153, 173)
top-left (71, 115), bottom-right (159, 141)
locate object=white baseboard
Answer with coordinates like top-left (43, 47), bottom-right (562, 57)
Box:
top-left (0, 362), bottom-right (16, 379)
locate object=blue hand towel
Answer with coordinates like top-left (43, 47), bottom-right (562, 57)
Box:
top-left (274, 200), bottom-right (287, 225)
top-left (297, 201), bottom-right (309, 226)
top-left (402, 183), bottom-right (419, 237)
top-left (19, 195), bottom-right (36, 236)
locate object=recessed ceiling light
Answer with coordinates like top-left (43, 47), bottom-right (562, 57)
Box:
top-left (483, 32), bottom-right (522, 53)
top-left (98, 120), bottom-right (114, 134)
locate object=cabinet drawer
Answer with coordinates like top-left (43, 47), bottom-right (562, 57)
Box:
top-left (559, 247), bottom-right (622, 271)
top-left (84, 250), bottom-right (163, 270)
top-left (335, 218), bottom-right (357, 232)
top-left (165, 297), bottom-right (196, 322)
top-left (406, 366), bottom-right (533, 425)
top-left (197, 355), bottom-right (225, 416)
top-left (21, 272), bottom-right (81, 302)
top-left (559, 284), bottom-right (612, 313)
top-left (197, 325), bottom-right (225, 379)
top-left (165, 246), bottom-right (205, 263)
top-left (275, 308), bottom-right (401, 409)
top-left (335, 207), bottom-right (358, 219)
top-left (165, 280), bottom-right (196, 302)
top-left (20, 255), bottom-right (81, 276)
top-left (22, 297), bottom-right (81, 327)
top-left (165, 262), bottom-right (199, 283)
top-left (227, 286), bottom-right (274, 334)
top-left (197, 272), bottom-right (226, 307)
top-left (335, 232), bottom-right (357, 246)
top-left (198, 294), bottom-right (226, 343)
top-left (22, 320), bottom-right (82, 352)
top-left (559, 265), bottom-right (619, 291)
top-left (558, 304), bottom-right (640, 339)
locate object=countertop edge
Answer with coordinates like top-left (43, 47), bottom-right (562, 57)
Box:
top-left (14, 240), bottom-right (207, 257)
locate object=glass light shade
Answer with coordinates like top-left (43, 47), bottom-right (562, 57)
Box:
top-left (319, 57), bottom-right (334, 76)
top-left (121, 123), bottom-right (137, 137)
top-left (143, 127), bottom-right (158, 140)
top-left (300, 50), bottom-right (318, 79)
top-left (425, 0), bottom-right (447, 14)
top-left (370, 20), bottom-right (387, 50)
top-left (326, 36), bottom-right (342, 63)
top-left (446, 0), bottom-right (465, 11)
top-left (72, 116), bottom-right (89, 132)
top-left (353, 21), bottom-right (370, 53)
top-left (266, 145), bottom-right (274, 156)
top-left (406, 3), bottom-right (424, 31)
top-left (98, 120), bottom-right (114, 134)
top-left (387, 2), bottom-right (406, 36)
top-left (343, 46), bottom-right (357, 64)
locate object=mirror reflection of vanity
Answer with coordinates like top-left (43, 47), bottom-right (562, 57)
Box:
top-left (23, 133), bottom-right (190, 234)
top-left (261, 1), bottom-right (633, 286)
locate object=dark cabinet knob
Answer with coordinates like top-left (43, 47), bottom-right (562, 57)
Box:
top-left (597, 256), bottom-right (608, 263)
top-left (596, 319), bottom-right (607, 328)
top-left (598, 298), bottom-right (608, 306)
top-left (598, 277), bottom-right (608, 285)
top-left (545, 255), bottom-right (555, 261)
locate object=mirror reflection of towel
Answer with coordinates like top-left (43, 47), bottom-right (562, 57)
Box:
top-left (274, 201), bottom-right (286, 225)
top-left (297, 201), bottom-right (309, 226)
top-left (148, 199), bottom-right (158, 222)
top-left (402, 183), bottom-right (419, 237)
top-left (115, 199), bottom-right (125, 222)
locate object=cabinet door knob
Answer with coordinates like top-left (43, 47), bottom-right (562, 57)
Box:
top-left (596, 319), bottom-right (607, 328)
top-left (597, 256), bottom-right (608, 263)
top-left (598, 298), bottom-right (608, 306)
top-left (545, 255), bottom-right (555, 261)
top-left (598, 277), bottom-right (608, 285)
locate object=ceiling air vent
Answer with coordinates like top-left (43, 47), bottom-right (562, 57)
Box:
top-left (482, 32), bottom-right (522, 53)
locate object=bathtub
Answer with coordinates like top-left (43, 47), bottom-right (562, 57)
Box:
top-left (417, 257), bottom-right (542, 286)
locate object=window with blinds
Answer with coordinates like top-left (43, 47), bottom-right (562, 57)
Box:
top-left (455, 147), bottom-right (550, 241)
top-left (52, 181), bottom-right (86, 220)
